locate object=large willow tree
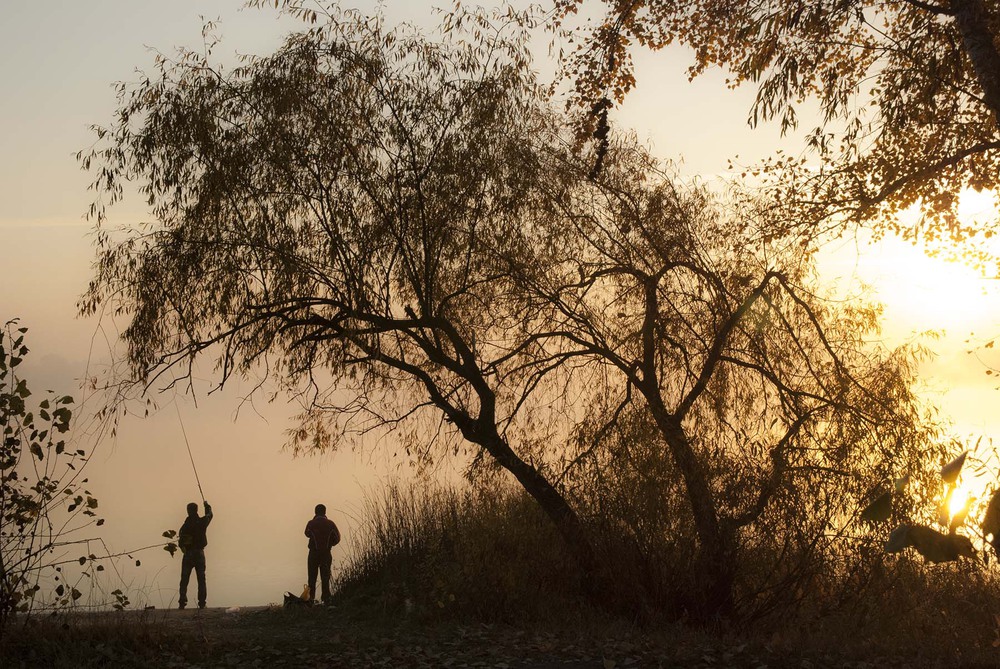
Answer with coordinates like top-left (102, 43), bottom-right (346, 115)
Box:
top-left (81, 3), bottom-right (611, 585)
top-left (82, 2), bottom-right (939, 618)
top-left (506, 141), bottom-right (944, 615)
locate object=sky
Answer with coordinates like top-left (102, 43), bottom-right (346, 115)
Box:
top-left (3, 1), bottom-right (1000, 609)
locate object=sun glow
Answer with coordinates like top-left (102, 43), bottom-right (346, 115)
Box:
top-left (819, 189), bottom-right (1000, 341)
top-left (948, 484), bottom-right (973, 521)
top-left (872, 190), bottom-right (1000, 333)
top-left (865, 240), bottom-right (999, 336)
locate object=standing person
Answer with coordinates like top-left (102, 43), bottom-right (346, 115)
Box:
top-left (178, 500), bottom-right (213, 610)
top-left (304, 504), bottom-right (341, 604)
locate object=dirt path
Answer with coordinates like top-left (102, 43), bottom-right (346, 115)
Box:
top-left (136, 606), bottom-right (638, 668)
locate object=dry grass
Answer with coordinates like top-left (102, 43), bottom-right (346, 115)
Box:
top-left (333, 481), bottom-right (590, 623)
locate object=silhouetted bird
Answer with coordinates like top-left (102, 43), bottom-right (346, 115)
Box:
top-left (885, 523), bottom-right (974, 563)
top-left (860, 490), bottom-right (893, 523)
top-left (940, 451), bottom-right (967, 485)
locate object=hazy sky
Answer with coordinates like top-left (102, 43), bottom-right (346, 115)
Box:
top-left (3, 1), bottom-right (1000, 608)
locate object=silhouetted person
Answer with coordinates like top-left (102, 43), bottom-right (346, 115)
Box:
top-left (178, 500), bottom-right (213, 609)
top-left (305, 503), bottom-right (341, 604)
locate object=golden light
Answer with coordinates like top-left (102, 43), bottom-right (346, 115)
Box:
top-left (843, 188), bottom-right (1000, 338)
top-left (948, 484), bottom-right (973, 521)
top-left (868, 240), bottom-right (995, 333)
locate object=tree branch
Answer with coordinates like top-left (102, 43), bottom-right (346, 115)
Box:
top-left (676, 271), bottom-right (781, 418)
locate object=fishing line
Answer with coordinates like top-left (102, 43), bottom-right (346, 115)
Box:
top-left (175, 403), bottom-right (205, 504)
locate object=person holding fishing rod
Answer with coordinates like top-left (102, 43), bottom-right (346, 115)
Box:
top-left (175, 405), bottom-right (212, 610)
top-left (177, 499), bottom-right (213, 609)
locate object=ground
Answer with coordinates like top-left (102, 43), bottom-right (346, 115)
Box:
top-left (2, 604), bottom-right (998, 668)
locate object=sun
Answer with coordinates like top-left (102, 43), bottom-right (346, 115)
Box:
top-left (864, 237), bottom-right (999, 336)
top-left (871, 190), bottom-right (1000, 333)
top-left (948, 483), bottom-right (973, 521)
top-left (819, 189), bottom-right (1000, 341)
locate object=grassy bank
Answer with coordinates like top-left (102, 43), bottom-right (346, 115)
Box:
top-left (329, 478), bottom-right (1000, 660)
top-left (4, 479), bottom-right (1000, 668)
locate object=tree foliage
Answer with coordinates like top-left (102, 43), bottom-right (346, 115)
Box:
top-left (81, 1), bottom-right (612, 583)
top-left (556, 0), bottom-right (1000, 258)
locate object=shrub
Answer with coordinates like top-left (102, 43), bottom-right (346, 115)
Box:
top-left (0, 320), bottom-right (103, 637)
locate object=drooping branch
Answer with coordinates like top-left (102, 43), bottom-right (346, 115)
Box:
top-left (904, 0), bottom-right (954, 14)
top-left (858, 140), bottom-right (1000, 214)
top-left (676, 271), bottom-right (782, 419)
top-left (725, 411), bottom-right (815, 529)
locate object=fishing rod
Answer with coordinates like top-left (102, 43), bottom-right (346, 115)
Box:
top-left (175, 403), bottom-right (205, 504)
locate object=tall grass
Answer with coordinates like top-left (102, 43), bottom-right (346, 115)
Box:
top-left (333, 481), bottom-right (589, 623)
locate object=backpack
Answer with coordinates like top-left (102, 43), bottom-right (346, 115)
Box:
top-left (284, 592), bottom-right (311, 608)
top-left (178, 525), bottom-right (194, 553)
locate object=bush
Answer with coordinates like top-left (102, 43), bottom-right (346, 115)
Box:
top-left (0, 320), bottom-right (104, 638)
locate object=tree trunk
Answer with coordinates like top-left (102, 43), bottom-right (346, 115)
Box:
top-left (449, 406), bottom-right (607, 599)
top-left (416, 324), bottom-right (608, 604)
top-left (647, 400), bottom-right (736, 619)
top-left (479, 429), bottom-right (599, 577)
top-left (952, 0), bottom-right (1000, 126)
